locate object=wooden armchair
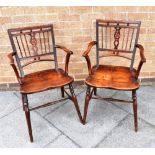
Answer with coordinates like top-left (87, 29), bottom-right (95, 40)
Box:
top-left (82, 20), bottom-right (146, 131)
top-left (8, 24), bottom-right (83, 142)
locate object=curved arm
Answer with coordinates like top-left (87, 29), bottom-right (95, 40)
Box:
top-left (82, 41), bottom-right (97, 75)
top-left (8, 52), bottom-right (22, 84)
top-left (55, 45), bottom-right (73, 55)
top-left (82, 41), bottom-right (97, 57)
top-left (55, 45), bottom-right (73, 75)
top-left (135, 44), bottom-right (146, 78)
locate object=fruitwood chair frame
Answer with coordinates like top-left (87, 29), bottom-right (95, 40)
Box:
top-left (82, 20), bottom-right (146, 131)
top-left (8, 24), bottom-right (82, 142)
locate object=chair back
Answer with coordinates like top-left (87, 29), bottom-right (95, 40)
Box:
top-left (8, 24), bottom-right (58, 76)
top-left (96, 19), bottom-right (141, 69)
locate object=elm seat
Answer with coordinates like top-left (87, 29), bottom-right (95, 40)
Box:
top-left (85, 65), bottom-right (139, 90)
top-left (20, 69), bottom-right (74, 94)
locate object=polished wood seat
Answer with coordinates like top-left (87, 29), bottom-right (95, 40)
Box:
top-left (85, 65), bottom-right (139, 90)
top-left (21, 69), bottom-right (73, 94)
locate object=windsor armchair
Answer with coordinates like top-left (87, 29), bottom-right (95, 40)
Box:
top-left (8, 24), bottom-right (83, 142)
top-left (82, 20), bottom-right (146, 131)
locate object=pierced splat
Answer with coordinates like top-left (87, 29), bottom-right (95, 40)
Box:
top-left (29, 32), bottom-right (39, 59)
top-left (114, 26), bottom-right (121, 54)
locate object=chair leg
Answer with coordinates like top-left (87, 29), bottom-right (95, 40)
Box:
top-left (83, 86), bottom-right (91, 125)
top-left (69, 84), bottom-right (83, 124)
top-left (61, 87), bottom-right (65, 98)
top-left (94, 87), bottom-right (97, 96)
top-left (21, 94), bottom-right (25, 111)
top-left (22, 94), bottom-right (33, 142)
top-left (132, 90), bottom-right (138, 132)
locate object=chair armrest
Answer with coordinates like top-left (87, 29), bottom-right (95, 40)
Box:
top-left (8, 52), bottom-right (22, 84)
top-left (136, 44), bottom-right (146, 63)
top-left (135, 44), bottom-right (146, 78)
top-left (82, 41), bottom-right (97, 75)
top-left (55, 45), bottom-right (73, 75)
top-left (55, 45), bottom-right (73, 55)
top-left (82, 41), bottom-right (97, 57)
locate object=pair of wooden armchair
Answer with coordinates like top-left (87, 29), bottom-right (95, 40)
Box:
top-left (8, 20), bottom-right (146, 142)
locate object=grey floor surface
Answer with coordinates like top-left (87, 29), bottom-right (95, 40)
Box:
top-left (0, 85), bottom-right (155, 148)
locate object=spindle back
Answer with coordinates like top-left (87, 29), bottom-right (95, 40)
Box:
top-left (96, 19), bottom-right (141, 69)
top-left (8, 24), bottom-right (57, 76)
